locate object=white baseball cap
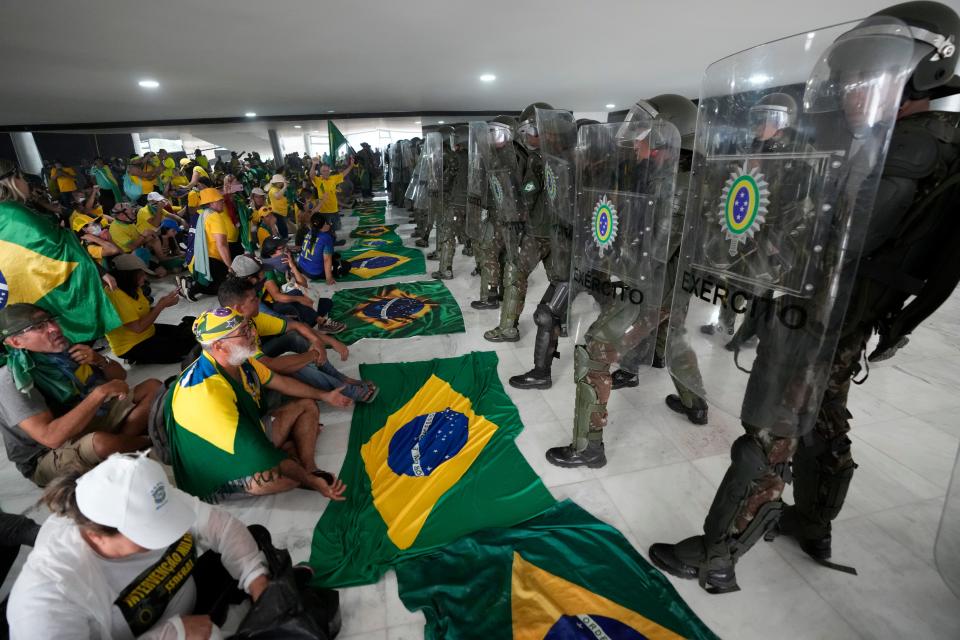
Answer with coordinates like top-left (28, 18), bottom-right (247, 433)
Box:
top-left (146, 192), bottom-right (167, 203)
top-left (76, 453), bottom-right (196, 550)
top-left (230, 254), bottom-right (262, 277)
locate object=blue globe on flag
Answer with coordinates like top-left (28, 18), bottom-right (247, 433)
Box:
top-left (544, 614), bottom-right (647, 639)
top-left (387, 409), bottom-right (469, 477)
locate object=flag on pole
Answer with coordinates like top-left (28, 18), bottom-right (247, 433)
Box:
top-left (328, 120), bottom-right (352, 163)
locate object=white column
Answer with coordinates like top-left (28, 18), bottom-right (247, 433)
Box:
top-left (131, 133), bottom-right (143, 155)
top-left (9, 132), bottom-right (42, 175)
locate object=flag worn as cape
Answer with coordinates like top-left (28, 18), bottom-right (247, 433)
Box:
top-left (329, 280), bottom-right (465, 344)
top-left (308, 351), bottom-right (555, 587)
top-left (396, 500), bottom-right (720, 640)
top-left (338, 245), bottom-right (425, 282)
top-left (0, 201), bottom-right (121, 343)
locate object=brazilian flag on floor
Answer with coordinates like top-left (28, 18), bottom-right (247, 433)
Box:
top-left (348, 224), bottom-right (403, 247)
top-left (0, 201), bottom-right (121, 344)
top-left (338, 244), bottom-right (425, 282)
top-left (308, 352), bottom-right (555, 587)
top-left (396, 500), bottom-right (719, 640)
top-left (329, 280), bottom-right (464, 345)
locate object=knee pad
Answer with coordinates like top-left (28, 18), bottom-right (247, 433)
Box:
top-left (533, 303), bottom-right (558, 330)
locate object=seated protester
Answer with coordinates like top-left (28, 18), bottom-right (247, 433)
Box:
top-left (218, 278), bottom-right (377, 403)
top-left (8, 453), bottom-right (271, 639)
top-left (239, 242), bottom-right (344, 333)
top-left (294, 196), bottom-right (317, 247)
top-left (253, 205), bottom-right (278, 249)
top-left (0, 304), bottom-right (159, 487)
top-left (107, 201), bottom-right (169, 277)
top-left (297, 213), bottom-right (351, 285)
top-left (122, 158), bottom-right (145, 203)
top-left (106, 254), bottom-right (196, 365)
top-left (165, 308), bottom-right (350, 502)
top-left (71, 212), bottom-right (121, 266)
top-left (177, 187), bottom-right (232, 301)
top-left (137, 192), bottom-right (186, 258)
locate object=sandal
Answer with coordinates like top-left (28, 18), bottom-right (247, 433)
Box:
top-left (311, 469), bottom-right (335, 485)
top-left (359, 381), bottom-right (380, 403)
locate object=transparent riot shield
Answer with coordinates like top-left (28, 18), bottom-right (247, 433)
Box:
top-left (567, 115), bottom-right (680, 369)
top-left (536, 108), bottom-right (577, 282)
top-left (665, 17), bottom-right (914, 438)
top-left (465, 121), bottom-right (489, 240)
top-left (404, 155), bottom-right (425, 207)
top-left (424, 132), bottom-right (444, 228)
top-left (389, 144), bottom-right (401, 183)
top-left (936, 444), bottom-right (960, 598)
top-left (401, 140), bottom-right (416, 184)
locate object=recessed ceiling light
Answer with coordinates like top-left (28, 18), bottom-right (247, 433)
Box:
top-left (479, 74), bottom-right (496, 82)
top-left (244, 112), bottom-right (257, 117)
top-left (605, 103), bottom-right (616, 109)
top-left (138, 79), bottom-right (159, 89)
top-left (293, 125), bottom-right (302, 129)
top-left (415, 121), bottom-right (422, 125)
top-left (327, 110), bottom-right (335, 113)
top-left (438, 120), bottom-right (445, 124)
top-left (312, 130), bottom-right (320, 134)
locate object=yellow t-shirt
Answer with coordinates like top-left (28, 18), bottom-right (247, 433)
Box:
top-left (251, 312), bottom-right (288, 357)
top-left (202, 209), bottom-right (229, 262)
top-left (172, 175), bottom-right (189, 189)
top-left (86, 244), bottom-right (104, 264)
top-left (108, 221), bottom-right (141, 252)
top-left (140, 177), bottom-right (157, 195)
top-left (52, 167), bottom-right (77, 193)
top-left (187, 189), bottom-right (201, 209)
top-left (105, 287), bottom-right (156, 356)
top-left (267, 187), bottom-right (289, 217)
top-left (312, 174), bottom-right (344, 214)
top-left (193, 166), bottom-right (210, 180)
top-left (136, 205), bottom-right (162, 234)
top-left (220, 210), bottom-right (239, 243)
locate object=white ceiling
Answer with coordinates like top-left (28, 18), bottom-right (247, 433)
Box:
top-left (1, 0), bottom-right (954, 128)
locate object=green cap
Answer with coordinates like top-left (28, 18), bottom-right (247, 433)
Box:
top-left (0, 304), bottom-right (51, 338)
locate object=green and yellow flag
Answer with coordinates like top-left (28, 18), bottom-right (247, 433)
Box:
top-left (396, 500), bottom-right (719, 640)
top-left (309, 352), bottom-right (555, 587)
top-left (0, 202), bottom-right (121, 343)
top-left (338, 245), bottom-right (425, 282)
top-left (348, 223), bottom-right (398, 239)
top-left (328, 120), bottom-right (352, 163)
top-left (329, 280), bottom-right (464, 344)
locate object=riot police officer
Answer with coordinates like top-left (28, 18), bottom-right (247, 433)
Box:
top-left (649, 1), bottom-right (960, 593)
top-left (484, 102), bottom-right (554, 342)
top-left (470, 116), bottom-right (526, 310)
top-left (545, 109), bottom-right (683, 469)
top-left (432, 126), bottom-right (460, 280)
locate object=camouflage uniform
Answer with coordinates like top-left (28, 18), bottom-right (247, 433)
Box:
top-left (433, 139), bottom-right (460, 278)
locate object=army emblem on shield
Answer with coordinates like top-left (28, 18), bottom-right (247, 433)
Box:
top-left (489, 176), bottom-right (504, 206)
top-left (591, 195), bottom-right (618, 255)
top-left (544, 164), bottom-right (559, 203)
top-left (718, 167), bottom-right (769, 256)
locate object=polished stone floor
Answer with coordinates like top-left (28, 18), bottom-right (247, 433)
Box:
top-left (1, 198), bottom-right (958, 639)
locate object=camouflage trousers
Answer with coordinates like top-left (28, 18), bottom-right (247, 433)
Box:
top-left (496, 235), bottom-right (553, 331)
top-left (718, 322), bottom-right (869, 542)
top-left (436, 206), bottom-right (460, 272)
top-left (476, 218), bottom-right (505, 302)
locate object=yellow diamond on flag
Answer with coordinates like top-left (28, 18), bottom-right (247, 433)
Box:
top-left (0, 239), bottom-right (77, 307)
top-left (347, 249), bottom-right (411, 279)
top-left (511, 552), bottom-right (684, 640)
top-left (361, 374), bottom-right (498, 549)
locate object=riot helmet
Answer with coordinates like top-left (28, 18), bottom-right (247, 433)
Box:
top-left (439, 125), bottom-right (455, 151)
top-left (805, 2), bottom-right (958, 133)
top-left (749, 92), bottom-right (798, 141)
top-left (489, 115), bottom-right (517, 147)
top-left (624, 94), bottom-right (698, 151)
top-left (518, 102), bottom-right (553, 148)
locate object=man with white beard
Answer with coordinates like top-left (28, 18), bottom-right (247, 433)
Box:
top-left (163, 307), bottom-right (348, 503)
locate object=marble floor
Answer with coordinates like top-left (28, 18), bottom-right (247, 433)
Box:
top-left (2, 197), bottom-right (959, 639)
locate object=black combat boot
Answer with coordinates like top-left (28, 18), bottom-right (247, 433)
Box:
top-left (665, 394), bottom-right (708, 425)
top-left (611, 369), bottom-right (639, 389)
top-left (509, 368), bottom-right (552, 390)
top-left (431, 269), bottom-right (453, 280)
top-left (545, 441), bottom-right (606, 468)
top-left (648, 536), bottom-right (740, 594)
top-left (470, 298), bottom-right (499, 310)
top-left (426, 250), bottom-right (438, 260)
